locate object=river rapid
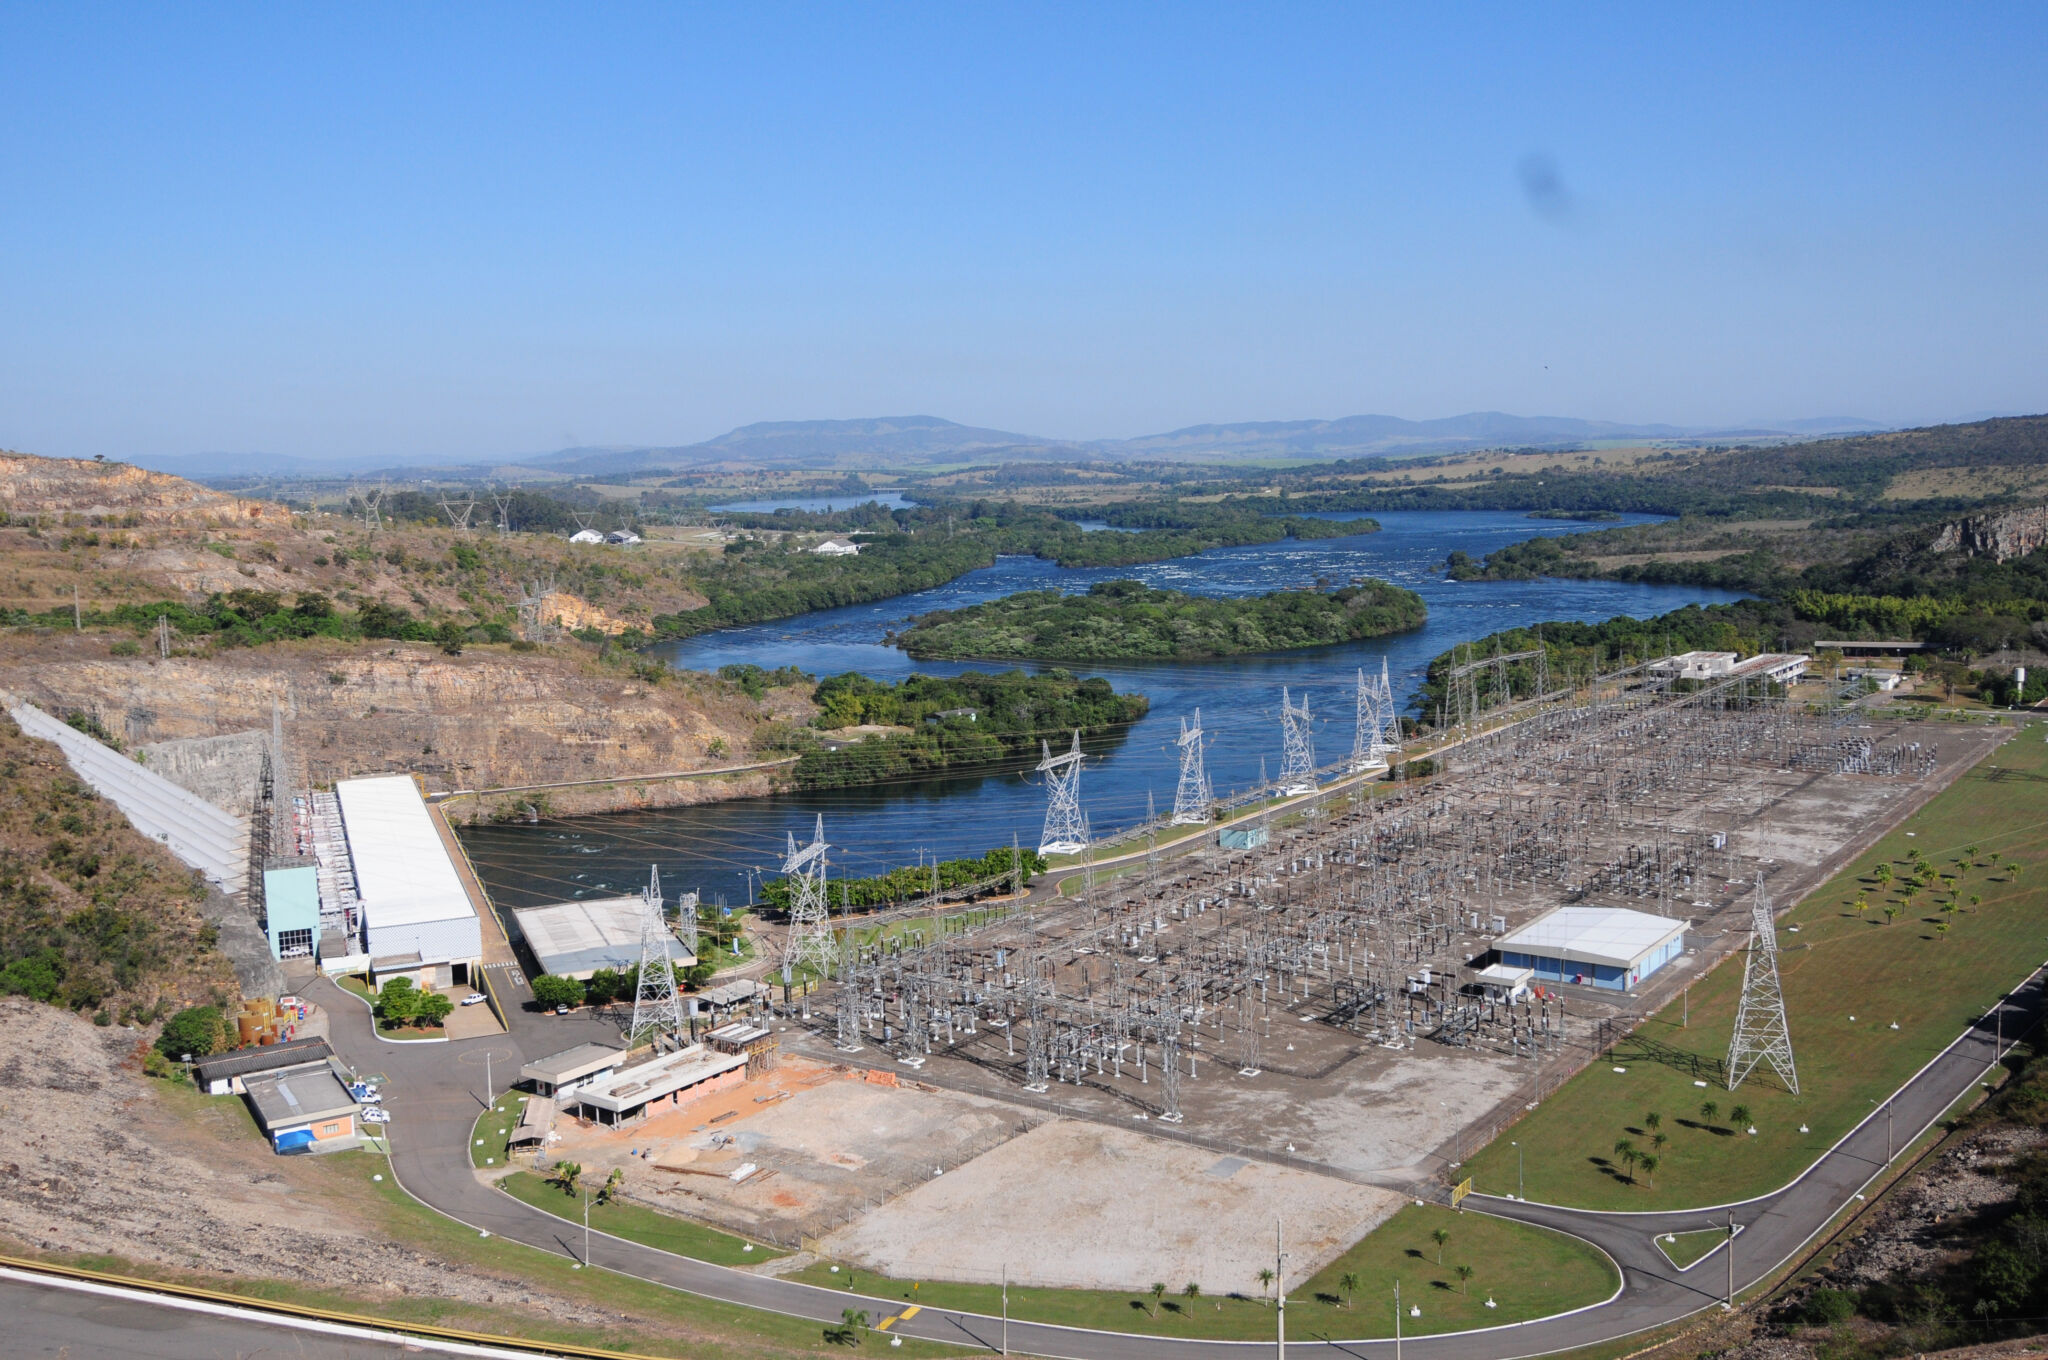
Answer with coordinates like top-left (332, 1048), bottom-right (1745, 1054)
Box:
top-left (459, 510), bottom-right (1746, 910)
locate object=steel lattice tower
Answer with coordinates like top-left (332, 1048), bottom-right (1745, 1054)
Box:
top-left (1172, 710), bottom-right (1211, 824)
top-left (1278, 687), bottom-right (1317, 794)
top-left (1037, 732), bottom-right (1088, 854)
top-left (779, 815), bottom-right (839, 985)
top-left (628, 865), bottom-right (685, 1044)
top-left (1726, 874), bottom-right (1799, 1093)
top-left (1374, 658), bottom-right (1403, 759)
top-left (1350, 669), bottom-right (1392, 772)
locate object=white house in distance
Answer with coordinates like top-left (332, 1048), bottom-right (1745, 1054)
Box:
top-left (568, 528), bottom-right (606, 544)
top-left (810, 537), bottom-right (861, 556)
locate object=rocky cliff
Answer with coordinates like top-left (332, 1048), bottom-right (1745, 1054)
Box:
top-left (1932, 503), bottom-right (2048, 561)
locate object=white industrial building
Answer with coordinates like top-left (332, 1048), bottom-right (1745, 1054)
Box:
top-left (1494, 905), bottom-right (1689, 992)
top-left (1651, 651), bottom-right (1810, 685)
top-left (512, 896), bottom-right (694, 980)
top-left (810, 537), bottom-right (861, 556)
top-left (335, 775), bottom-right (482, 987)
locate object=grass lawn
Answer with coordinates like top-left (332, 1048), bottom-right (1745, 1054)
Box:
top-left (792, 1204), bottom-right (1615, 1340)
top-left (1459, 726), bottom-right (2045, 1210)
top-left (470, 1095), bottom-right (526, 1168)
top-left (496, 1169), bottom-right (780, 1267)
top-left (26, 1138), bottom-right (951, 1360)
top-left (1655, 1228), bottom-right (1728, 1270)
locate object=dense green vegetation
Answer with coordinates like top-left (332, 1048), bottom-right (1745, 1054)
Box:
top-left (789, 669), bottom-right (1149, 790)
top-left (0, 716), bottom-right (235, 1020)
top-left (759, 844), bottom-right (1043, 913)
top-left (0, 587), bottom-right (511, 651)
top-left (894, 577), bottom-right (1426, 661)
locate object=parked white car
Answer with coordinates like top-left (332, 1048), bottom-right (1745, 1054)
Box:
top-left (461, 993), bottom-right (487, 1006)
top-left (351, 1086), bottom-right (383, 1104)
top-left (360, 1107), bottom-right (391, 1125)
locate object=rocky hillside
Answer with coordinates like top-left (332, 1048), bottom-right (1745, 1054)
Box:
top-left (0, 712), bottom-right (237, 1020)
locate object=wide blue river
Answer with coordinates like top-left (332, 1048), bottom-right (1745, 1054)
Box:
top-left (459, 511), bottom-right (1745, 909)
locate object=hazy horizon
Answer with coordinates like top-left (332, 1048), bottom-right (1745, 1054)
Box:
top-left (2, 6), bottom-right (2043, 463)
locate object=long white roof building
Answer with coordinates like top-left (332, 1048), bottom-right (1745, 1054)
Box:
top-left (335, 775), bottom-right (481, 968)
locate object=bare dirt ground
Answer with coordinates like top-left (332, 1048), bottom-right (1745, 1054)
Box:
top-left (820, 1119), bottom-right (1401, 1292)
top-left (547, 1058), bottom-right (1041, 1243)
top-left (0, 998), bottom-right (623, 1327)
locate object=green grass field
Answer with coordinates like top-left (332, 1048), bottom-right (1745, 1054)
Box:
top-left (495, 1169), bottom-right (779, 1267)
top-left (1460, 726), bottom-right (2045, 1210)
top-left (792, 1204), bottom-right (1615, 1340)
top-left (470, 1095), bottom-right (526, 1168)
top-left (1655, 1228), bottom-right (1728, 1270)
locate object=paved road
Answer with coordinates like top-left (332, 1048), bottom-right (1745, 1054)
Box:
top-left (306, 954), bottom-right (2044, 1360)
top-left (0, 1271), bottom-right (543, 1358)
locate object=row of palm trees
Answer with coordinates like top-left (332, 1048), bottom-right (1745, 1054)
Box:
top-left (1611, 1103), bottom-right (1755, 1186)
top-left (1852, 843), bottom-right (2016, 933)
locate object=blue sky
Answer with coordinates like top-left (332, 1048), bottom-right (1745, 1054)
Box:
top-left (1, 4), bottom-right (2043, 462)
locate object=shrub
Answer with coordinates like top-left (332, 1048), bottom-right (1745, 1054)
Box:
top-left (157, 1004), bottom-right (227, 1061)
top-left (1804, 1288), bottom-right (1858, 1325)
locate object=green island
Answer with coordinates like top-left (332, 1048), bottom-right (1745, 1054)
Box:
top-left (776, 668), bottom-right (1150, 790)
top-left (889, 577), bottom-right (1427, 662)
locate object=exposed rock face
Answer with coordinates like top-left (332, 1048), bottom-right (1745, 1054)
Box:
top-left (1932, 504), bottom-right (2048, 561)
top-left (0, 454), bottom-right (290, 526)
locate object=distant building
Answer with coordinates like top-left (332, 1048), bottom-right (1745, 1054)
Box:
top-left (263, 860), bottom-right (321, 960)
top-left (568, 528), bottom-right (605, 544)
top-left (605, 530), bottom-right (642, 545)
top-left (336, 775), bottom-right (482, 988)
top-left (810, 538), bottom-right (861, 556)
top-left (566, 1043), bottom-right (749, 1126)
top-left (511, 896), bottom-right (694, 980)
top-left (192, 1038), bottom-right (336, 1096)
top-left (519, 1041), bottom-right (627, 1099)
top-left (1651, 651), bottom-right (1809, 685)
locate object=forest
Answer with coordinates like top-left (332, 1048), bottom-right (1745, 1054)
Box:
top-left (892, 577), bottom-right (1427, 662)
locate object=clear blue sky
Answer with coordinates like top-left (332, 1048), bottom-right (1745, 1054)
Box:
top-left (1, 4), bottom-right (2043, 463)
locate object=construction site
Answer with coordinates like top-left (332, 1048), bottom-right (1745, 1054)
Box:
top-left (745, 661), bottom-right (1999, 1238)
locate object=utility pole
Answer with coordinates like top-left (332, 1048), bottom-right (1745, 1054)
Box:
top-left (1394, 1280), bottom-right (1402, 1360)
top-left (1001, 1262), bottom-right (1008, 1359)
top-left (1274, 1217), bottom-right (1287, 1360)
top-left (584, 1185), bottom-right (592, 1267)
top-left (1514, 1140), bottom-right (1523, 1199)
top-left (1724, 1211), bottom-right (1734, 1309)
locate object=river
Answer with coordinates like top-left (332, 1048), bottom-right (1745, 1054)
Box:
top-left (458, 510), bottom-right (1746, 910)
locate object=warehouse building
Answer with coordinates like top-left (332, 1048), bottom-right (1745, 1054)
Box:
top-left (1494, 905), bottom-right (1689, 991)
top-left (336, 775), bottom-right (482, 987)
top-left (511, 897), bottom-right (694, 980)
top-left (568, 1044), bottom-right (749, 1126)
top-left (243, 1062), bottom-right (361, 1154)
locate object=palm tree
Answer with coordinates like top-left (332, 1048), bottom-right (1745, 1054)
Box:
top-left (552, 1160), bottom-right (582, 1196)
top-left (1149, 1282), bottom-right (1167, 1316)
top-left (1455, 1264), bottom-right (1475, 1294)
top-left (1339, 1271), bottom-right (1360, 1311)
top-left (2004, 861), bottom-right (2021, 881)
top-left (1936, 921), bottom-right (1952, 939)
top-left (1853, 894), bottom-right (1869, 917)
top-left (1256, 1267), bottom-right (1278, 1306)
top-left (1432, 1228), bottom-right (1450, 1265)
top-left (1971, 894), bottom-right (1982, 910)
top-left (1182, 1282), bottom-right (1201, 1311)
top-left (1639, 1153), bottom-right (1659, 1186)
top-left (1730, 1104), bottom-right (1751, 1130)
top-left (1699, 1100), bottom-right (1719, 1127)
top-left (1652, 1132), bottom-right (1668, 1156)
top-left (1874, 863), bottom-right (1894, 887)
top-left (1644, 1112), bottom-right (1661, 1133)
top-left (1884, 904), bottom-right (1901, 926)
top-left (1966, 843), bottom-right (1980, 863)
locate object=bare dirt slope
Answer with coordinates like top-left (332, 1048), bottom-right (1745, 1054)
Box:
top-left (0, 998), bottom-right (624, 1326)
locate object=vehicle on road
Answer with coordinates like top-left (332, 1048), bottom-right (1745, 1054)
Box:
top-left (554, 1003), bottom-right (570, 1015)
top-left (361, 1108), bottom-right (390, 1125)
top-left (461, 993), bottom-right (486, 1006)
top-left (350, 1084), bottom-right (382, 1104)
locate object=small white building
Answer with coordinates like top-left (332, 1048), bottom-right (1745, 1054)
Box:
top-left (568, 528), bottom-right (605, 544)
top-left (810, 537), bottom-right (861, 556)
top-left (1652, 651), bottom-right (1809, 685)
top-left (605, 530), bottom-right (642, 545)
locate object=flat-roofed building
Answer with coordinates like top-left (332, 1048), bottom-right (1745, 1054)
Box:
top-left (192, 1038), bottom-right (336, 1096)
top-left (336, 775), bottom-right (481, 987)
top-left (568, 1044), bottom-right (748, 1126)
top-left (520, 1041), bottom-right (627, 1098)
top-left (244, 1063), bottom-right (360, 1154)
top-left (511, 897), bottom-right (694, 981)
top-left (1495, 905), bottom-right (1689, 992)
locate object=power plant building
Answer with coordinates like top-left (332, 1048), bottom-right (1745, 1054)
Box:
top-left (335, 775), bottom-right (482, 987)
top-left (1494, 905), bottom-right (1689, 992)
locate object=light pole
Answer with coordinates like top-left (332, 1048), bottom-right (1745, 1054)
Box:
top-left (1394, 1280), bottom-right (1402, 1360)
top-left (1724, 1211), bottom-right (1735, 1309)
top-left (583, 1184), bottom-right (591, 1267)
top-left (1513, 1140), bottom-right (1523, 1199)
top-left (1275, 1218), bottom-right (1288, 1360)
top-left (1001, 1263), bottom-right (1008, 1359)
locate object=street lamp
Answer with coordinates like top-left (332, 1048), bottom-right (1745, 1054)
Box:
top-left (1512, 1140), bottom-right (1523, 1199)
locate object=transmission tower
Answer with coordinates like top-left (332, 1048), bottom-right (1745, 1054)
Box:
top-left (435, 492), bottom-right (478, 532)
top-left (778, 815), bottom-right (838, 986)
top-left (1171, 710), bottom-right (1211, 824)
top-left (1350, 670), bottom-right (1388, 772)
top-left (1036, 732), bottom-right (1087, 854)
top-left (1278, 687), bottom-right (1317, 794)
top-left (490, 487), bottom-right (515, 535)
top-left (628, 865), bottom-right (686, 1044)
top-left (1726, 874), bottom-right (1799, 1094)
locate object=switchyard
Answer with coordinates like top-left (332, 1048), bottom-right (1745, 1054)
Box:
top-left (777, 667), bottom-right (2002, 1186)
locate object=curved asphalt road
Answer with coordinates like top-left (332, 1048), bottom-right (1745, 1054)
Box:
top-left (311, 960), bottom-right (2044, 1360)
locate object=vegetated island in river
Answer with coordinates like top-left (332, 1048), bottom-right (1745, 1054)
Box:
top-left (888, 577), bottom-right (1428, 662)
top-left (776, 668), bottom-right (1151, 791)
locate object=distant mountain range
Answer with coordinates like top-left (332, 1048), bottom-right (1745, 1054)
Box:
top-left (108, 411), bottom-right (1913, 481)
top-left (521, 411), bottom-right (1899, 476)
